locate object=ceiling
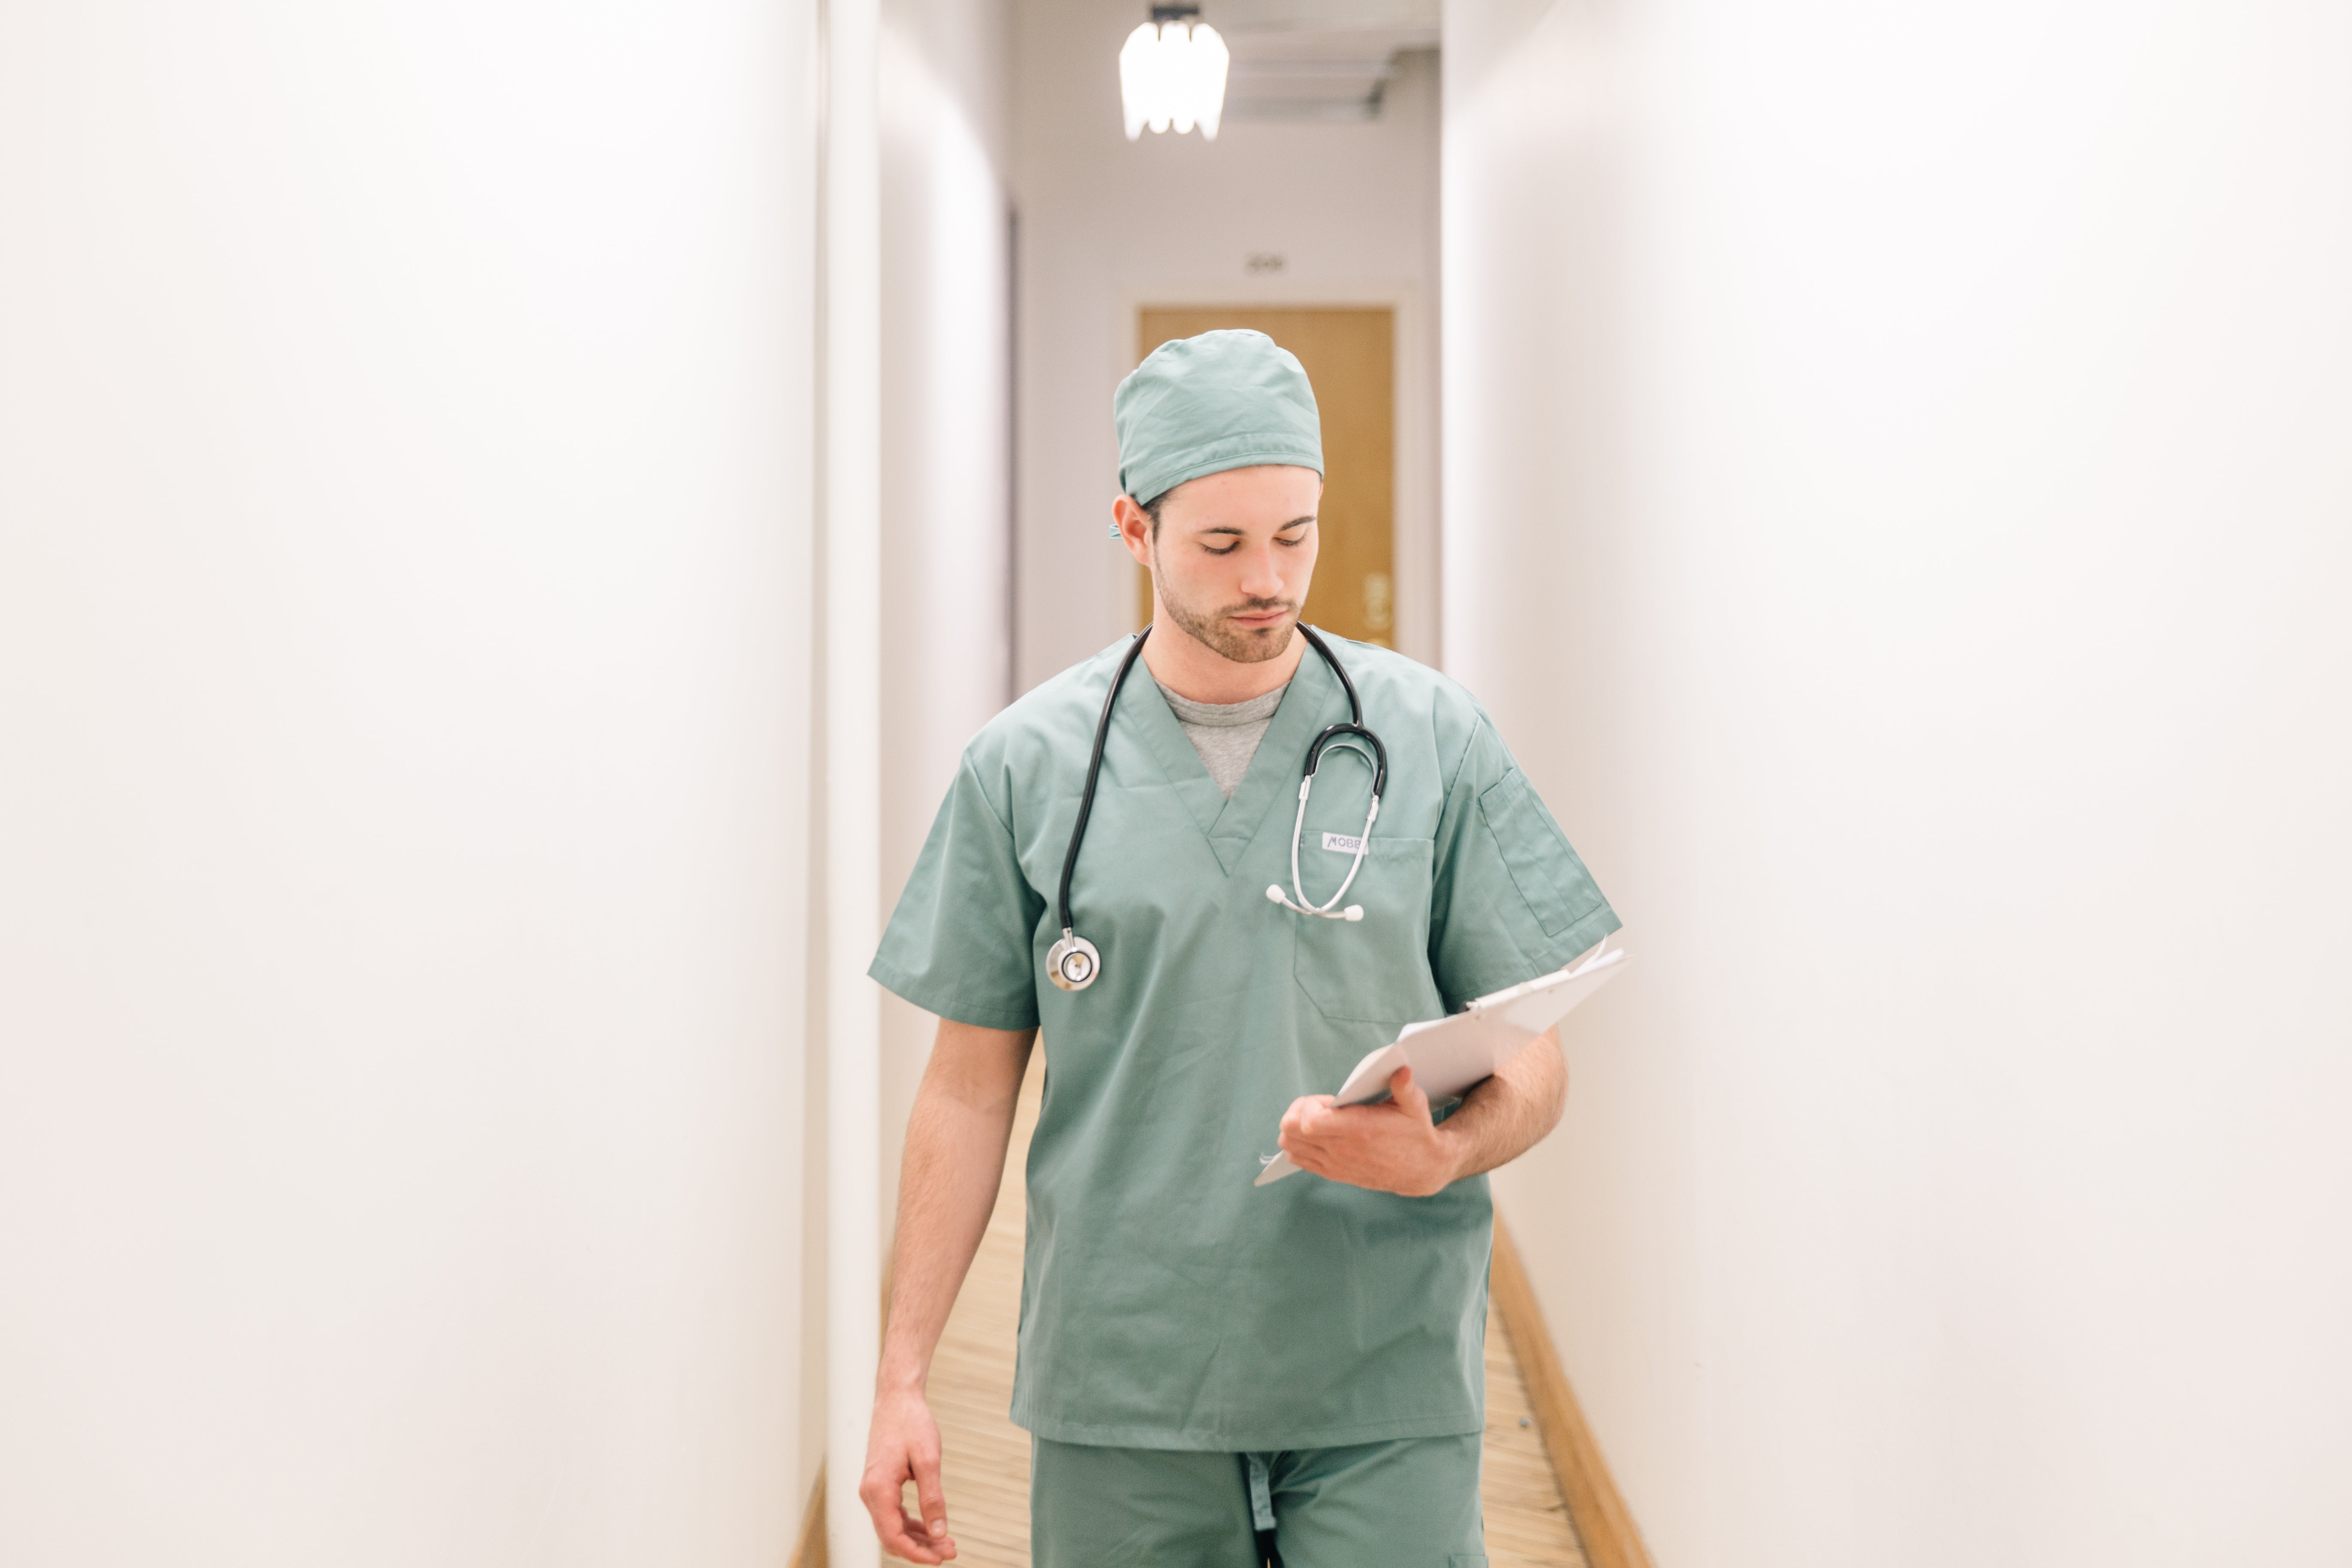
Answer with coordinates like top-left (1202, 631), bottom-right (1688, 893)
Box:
top-left (1192, 0), bottom-right (1439, 122)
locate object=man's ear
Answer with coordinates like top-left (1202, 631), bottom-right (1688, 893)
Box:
top-left (1111, 494), bottom-right (1155, 568)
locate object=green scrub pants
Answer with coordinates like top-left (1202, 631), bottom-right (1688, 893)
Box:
top-left (1028, 1432), bottom-right (1487, 1568)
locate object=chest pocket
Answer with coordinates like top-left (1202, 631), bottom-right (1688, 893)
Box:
top-left (1291, 835), bottom-right (1444, 1025)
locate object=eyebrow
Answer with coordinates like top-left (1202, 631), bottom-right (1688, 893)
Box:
top-left (1198, 516), bottom-right (1318, 536)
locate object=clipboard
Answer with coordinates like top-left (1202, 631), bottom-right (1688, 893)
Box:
top-left (1254, 942), bottom-right (1628, 1186)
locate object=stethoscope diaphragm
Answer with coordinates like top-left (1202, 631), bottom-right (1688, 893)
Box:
top-left (1047, 929), bottom-right (1103, 992)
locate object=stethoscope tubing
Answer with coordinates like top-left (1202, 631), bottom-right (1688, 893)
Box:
top-left (1052, 622), bottom-right (1383, 989)
top-left (1271, 626), bottom-right (1385, 920)
top-left (1056, 624), bottom-right (1153, 938)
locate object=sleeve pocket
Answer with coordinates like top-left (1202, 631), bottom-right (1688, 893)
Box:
top-left (1476, 769), bottom-right (1605, 939)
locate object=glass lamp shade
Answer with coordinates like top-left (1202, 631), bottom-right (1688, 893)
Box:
top-left (1119, 19), bottom-right (1228, 142)
top-left (1187, 22), bottom-right (1228, 140)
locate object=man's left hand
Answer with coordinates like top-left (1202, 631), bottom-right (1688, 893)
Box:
top-left (1276, 1067), bottom-right (1461, 1197)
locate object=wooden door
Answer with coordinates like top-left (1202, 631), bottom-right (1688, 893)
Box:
top-left (1133, 307), bottom-right (1395, 648)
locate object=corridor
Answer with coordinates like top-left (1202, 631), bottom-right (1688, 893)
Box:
top-left (4, 3), bottom-right (2348, 1568)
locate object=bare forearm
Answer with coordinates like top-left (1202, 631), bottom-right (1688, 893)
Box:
top-left (876, 1022), bottom-right (1035, 1394)
top-left (1434, 1028), bottom-right (1567, 1182)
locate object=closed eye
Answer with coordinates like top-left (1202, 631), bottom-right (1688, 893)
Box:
top-left (1203, 529), bottom-right (1312, 556)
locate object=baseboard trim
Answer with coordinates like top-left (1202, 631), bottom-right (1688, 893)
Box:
top-left (788, 1465), bottom-right (826, 1568)
top-left (794, 1247), bottom-right (899, 1568)
top-left (1489, 1213), bottom-right (1655, 1568)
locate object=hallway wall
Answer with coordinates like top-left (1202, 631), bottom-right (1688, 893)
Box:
top-left (866, 0), bottom-right (1018, 1471)
top-left (1010, 1), bottom-right (1441, 689)
top-left (0, 5), bottom-right (818, 1563)
top-left (1444, 2), bottom-right (2352, 1565)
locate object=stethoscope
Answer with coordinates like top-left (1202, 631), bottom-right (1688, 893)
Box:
top-left (1046, 624), bottom-right (1388, 992)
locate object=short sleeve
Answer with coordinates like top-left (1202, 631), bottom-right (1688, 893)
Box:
top-left (1427, 716), bottom-right (1621, 1010)
top-left (869, 756), bottom-right (1046, 1031)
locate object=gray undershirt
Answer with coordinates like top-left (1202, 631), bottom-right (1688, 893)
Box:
top-left (1156, 679), bottom-right (1290, 798)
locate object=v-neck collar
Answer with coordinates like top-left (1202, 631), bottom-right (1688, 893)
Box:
top-left (1122, 642), bottom-right (1347, 875)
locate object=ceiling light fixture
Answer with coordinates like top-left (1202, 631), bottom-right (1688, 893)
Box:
top-left (1120, 4), bottom-right (1229, 142)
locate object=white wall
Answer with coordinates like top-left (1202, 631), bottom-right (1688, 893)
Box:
top-left (0, 5), bottom-right (818, 1564)
top-left (1011, 0), bottom-right (1442, 688)
top-left (1450, 3), bottom-right (2352, 1565)
top-left (873, 0), bottom-right (1016, 1295)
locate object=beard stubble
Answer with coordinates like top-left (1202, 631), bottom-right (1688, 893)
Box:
top-left (1155, 570), bottom-right (1299, 664)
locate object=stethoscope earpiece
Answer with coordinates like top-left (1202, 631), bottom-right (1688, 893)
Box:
top-left (1266, 882), bottom-right (1367, 923)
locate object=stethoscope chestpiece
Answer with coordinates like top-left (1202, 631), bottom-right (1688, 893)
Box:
top-left (1047, 928), bottom-right (1103, 991)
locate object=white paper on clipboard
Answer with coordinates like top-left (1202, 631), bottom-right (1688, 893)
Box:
top-left (1253, 942), bottom-right (1628, 1187)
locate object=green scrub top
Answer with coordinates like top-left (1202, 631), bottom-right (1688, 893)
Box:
top-left (870, 635), bottom-right (1619, 1452)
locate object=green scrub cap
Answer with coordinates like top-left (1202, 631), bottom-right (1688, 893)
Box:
top-left (1115, 329), bottom-right (1323, 504)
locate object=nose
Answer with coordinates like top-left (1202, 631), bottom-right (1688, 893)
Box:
top-left (1236, 539), bottom-right (1289, 601)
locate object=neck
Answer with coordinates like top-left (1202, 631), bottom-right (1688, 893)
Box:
top-left (1140, 612), bottom-right (1307, 705)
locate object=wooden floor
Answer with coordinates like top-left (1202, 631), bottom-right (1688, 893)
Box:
top-left (920, 1060), bottom-right (1588, 1568)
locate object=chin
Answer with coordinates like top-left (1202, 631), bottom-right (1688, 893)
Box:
top-left (1215, 619), bottom-right (1289, 649)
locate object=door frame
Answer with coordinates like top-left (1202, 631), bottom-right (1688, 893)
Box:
top-left (1112, 280), bottom-right (1438, 667)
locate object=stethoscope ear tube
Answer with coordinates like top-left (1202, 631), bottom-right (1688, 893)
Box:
top-left (1283, 625), bottom-right (1385, 922)
top-left (1277, 759), bottom-right (1380, 920)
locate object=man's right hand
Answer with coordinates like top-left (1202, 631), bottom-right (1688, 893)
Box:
top-left (860, 1019), bottom-right (1034, 1562)
top-left (860, 1385), bottom-right (956, 1563)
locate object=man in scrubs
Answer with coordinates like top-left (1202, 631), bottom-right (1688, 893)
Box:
top-left (859, 330), bottom-right (1620, 1567)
